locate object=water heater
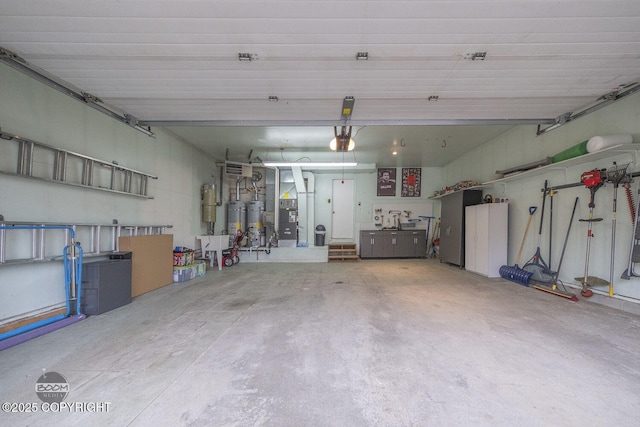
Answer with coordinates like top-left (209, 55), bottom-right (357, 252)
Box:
top-left (247, 200), bottom-right (266, 247)
top-left (227, 201), bottom-right (247, 245)
top-left (201, 183), bottom-right (216, 234)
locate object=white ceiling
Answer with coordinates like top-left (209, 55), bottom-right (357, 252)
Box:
top-left (1, 1), bottom-right (639, 167)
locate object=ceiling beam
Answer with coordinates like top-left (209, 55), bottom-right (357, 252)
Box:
top-left (141, 118), bottom-right (554, 127)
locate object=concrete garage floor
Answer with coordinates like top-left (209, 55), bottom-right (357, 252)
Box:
top-left (1, 259), bottom-right (640, 426)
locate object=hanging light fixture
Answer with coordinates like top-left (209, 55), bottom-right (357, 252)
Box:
top-left (330, 126), bottom-right (355, 151)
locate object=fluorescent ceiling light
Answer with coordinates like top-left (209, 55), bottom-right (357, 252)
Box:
top-left (263, 162), bottom-right (358, 167)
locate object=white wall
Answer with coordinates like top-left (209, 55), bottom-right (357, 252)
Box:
top-left (442, 93), bottom-right (640, 301)
top-left (9, 53), bottom-right (637, 320)
top-left (312, 168), bottom-right (443, 242)
top-left (0, 63), bottom-right (218, 323)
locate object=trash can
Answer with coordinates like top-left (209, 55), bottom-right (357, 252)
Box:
top-left (315, 225), bottom-right (326, 246)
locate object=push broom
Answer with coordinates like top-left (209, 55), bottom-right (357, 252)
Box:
top-left (499, 206), bottom-right (536, 286)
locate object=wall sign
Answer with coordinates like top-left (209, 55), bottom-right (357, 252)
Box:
top-left (401, 168), bottom-right (421, 197)
top-left (377, 168), bottom-right (396, 196)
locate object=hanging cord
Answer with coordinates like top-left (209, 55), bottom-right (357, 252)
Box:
top-left (352, 126), bottom-right (366, 140)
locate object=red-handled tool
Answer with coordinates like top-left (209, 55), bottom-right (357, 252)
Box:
top-left (578, 169), bottom-right (606, 297)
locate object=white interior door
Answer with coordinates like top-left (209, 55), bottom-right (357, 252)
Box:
top-left (331, 179), bottom-right (355, 239)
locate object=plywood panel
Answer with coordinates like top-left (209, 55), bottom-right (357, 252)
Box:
top-left (118, 234), bottom-right (174, 297)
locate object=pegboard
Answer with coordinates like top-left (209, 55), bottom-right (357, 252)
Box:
top-left (372, 203), bottom-right (434, 229)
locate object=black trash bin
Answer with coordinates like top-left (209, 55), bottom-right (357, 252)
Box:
top-left (315, 225), bottom-right (326, 246)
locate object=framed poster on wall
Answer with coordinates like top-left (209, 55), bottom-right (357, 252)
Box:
top-left (377, 168), bottom-right (396, 196)
top-left (401, 168), bottom-right (421, 197)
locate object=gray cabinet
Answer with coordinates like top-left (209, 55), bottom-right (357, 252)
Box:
top-left (81, 258), bottom-right (132, 315)
top-left (393, 230), bottom-right (427, 257)
top-left (407, 230), bottom-right (428, 257)
top-left (382, 233), bottom-right (395, 257)
top-left (360, 230), bottom-right (427, 258)
top-left (439, 189), bottom-right (483, 267)
top-left (394, 232), bottom-right (415, 257)
top-left (360, 230), bottom-right (385, 258)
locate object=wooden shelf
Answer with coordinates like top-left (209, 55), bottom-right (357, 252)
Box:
top-left (430, 144), bottom-right (639, 199)
top-left (429, 185), bottom-right (487, 200)
top-left (328, 243), bottom-right (359, 262)
top-left (483, 144), bottom-right (639, 185)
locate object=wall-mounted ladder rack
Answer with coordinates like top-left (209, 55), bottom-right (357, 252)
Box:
top-left (0, 130), bottom-right (157, 198)
top-left (0, 219), bottom-right (172, 266)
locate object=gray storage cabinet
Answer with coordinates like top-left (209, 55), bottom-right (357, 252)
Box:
top-left (81, 258), bottom-right (132, 315)
top-left (438, 189), bottom-right (483, 267)
top-left (398, 230), bottom-right (426, 257)
top-left (360, 230), bottom-right (427, 258)
top-left (360, 230), bottom-right (387, 258)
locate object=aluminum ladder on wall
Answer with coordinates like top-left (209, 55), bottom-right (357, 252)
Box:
top-left (1, 130), bottom-right (157, 198)
top-left (0, 219), bottom-right (172, 265)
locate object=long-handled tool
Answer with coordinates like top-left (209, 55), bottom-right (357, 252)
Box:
top-left (499, 206), bottom-right (536, 286)
top-left (533, 197), bottom-right (579, 301)
top-left (624, 178), bottom-right (636, 224)
top-left (495, 157), bottom-right (553, 177)
top-left (548, 188), bottom-right (555, 269)
top-left (430, 219), bottom-right (440, 258)
top-left (523, 180), bottom-right (555, 282)
top-left (605, 162), bottom-right (630, 296)
top-left (621, 186), bottom-right (640, 279)
top-left (420, 216), bottom-right (435, 258)
top-left (578, 169), bottom-right (606, 297)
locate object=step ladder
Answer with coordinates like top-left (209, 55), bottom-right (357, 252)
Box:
top-left (1, 130), bottom-right (157, 198)
top-left (328, 243), bottom-right (359, 262)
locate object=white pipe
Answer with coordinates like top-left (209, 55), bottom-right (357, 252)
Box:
top-left (274, 168), bottom-right (280, 233)
top-left (291, 167), bottom-right (307, 246)
top-left (217, 166), bottom-right (224, 206)
top-left (235, 177), bottom-right (242, 201)
top-left (303, 172), bottom-right (316, 246)
top-left (252, 178), bottom-right (258, 201)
